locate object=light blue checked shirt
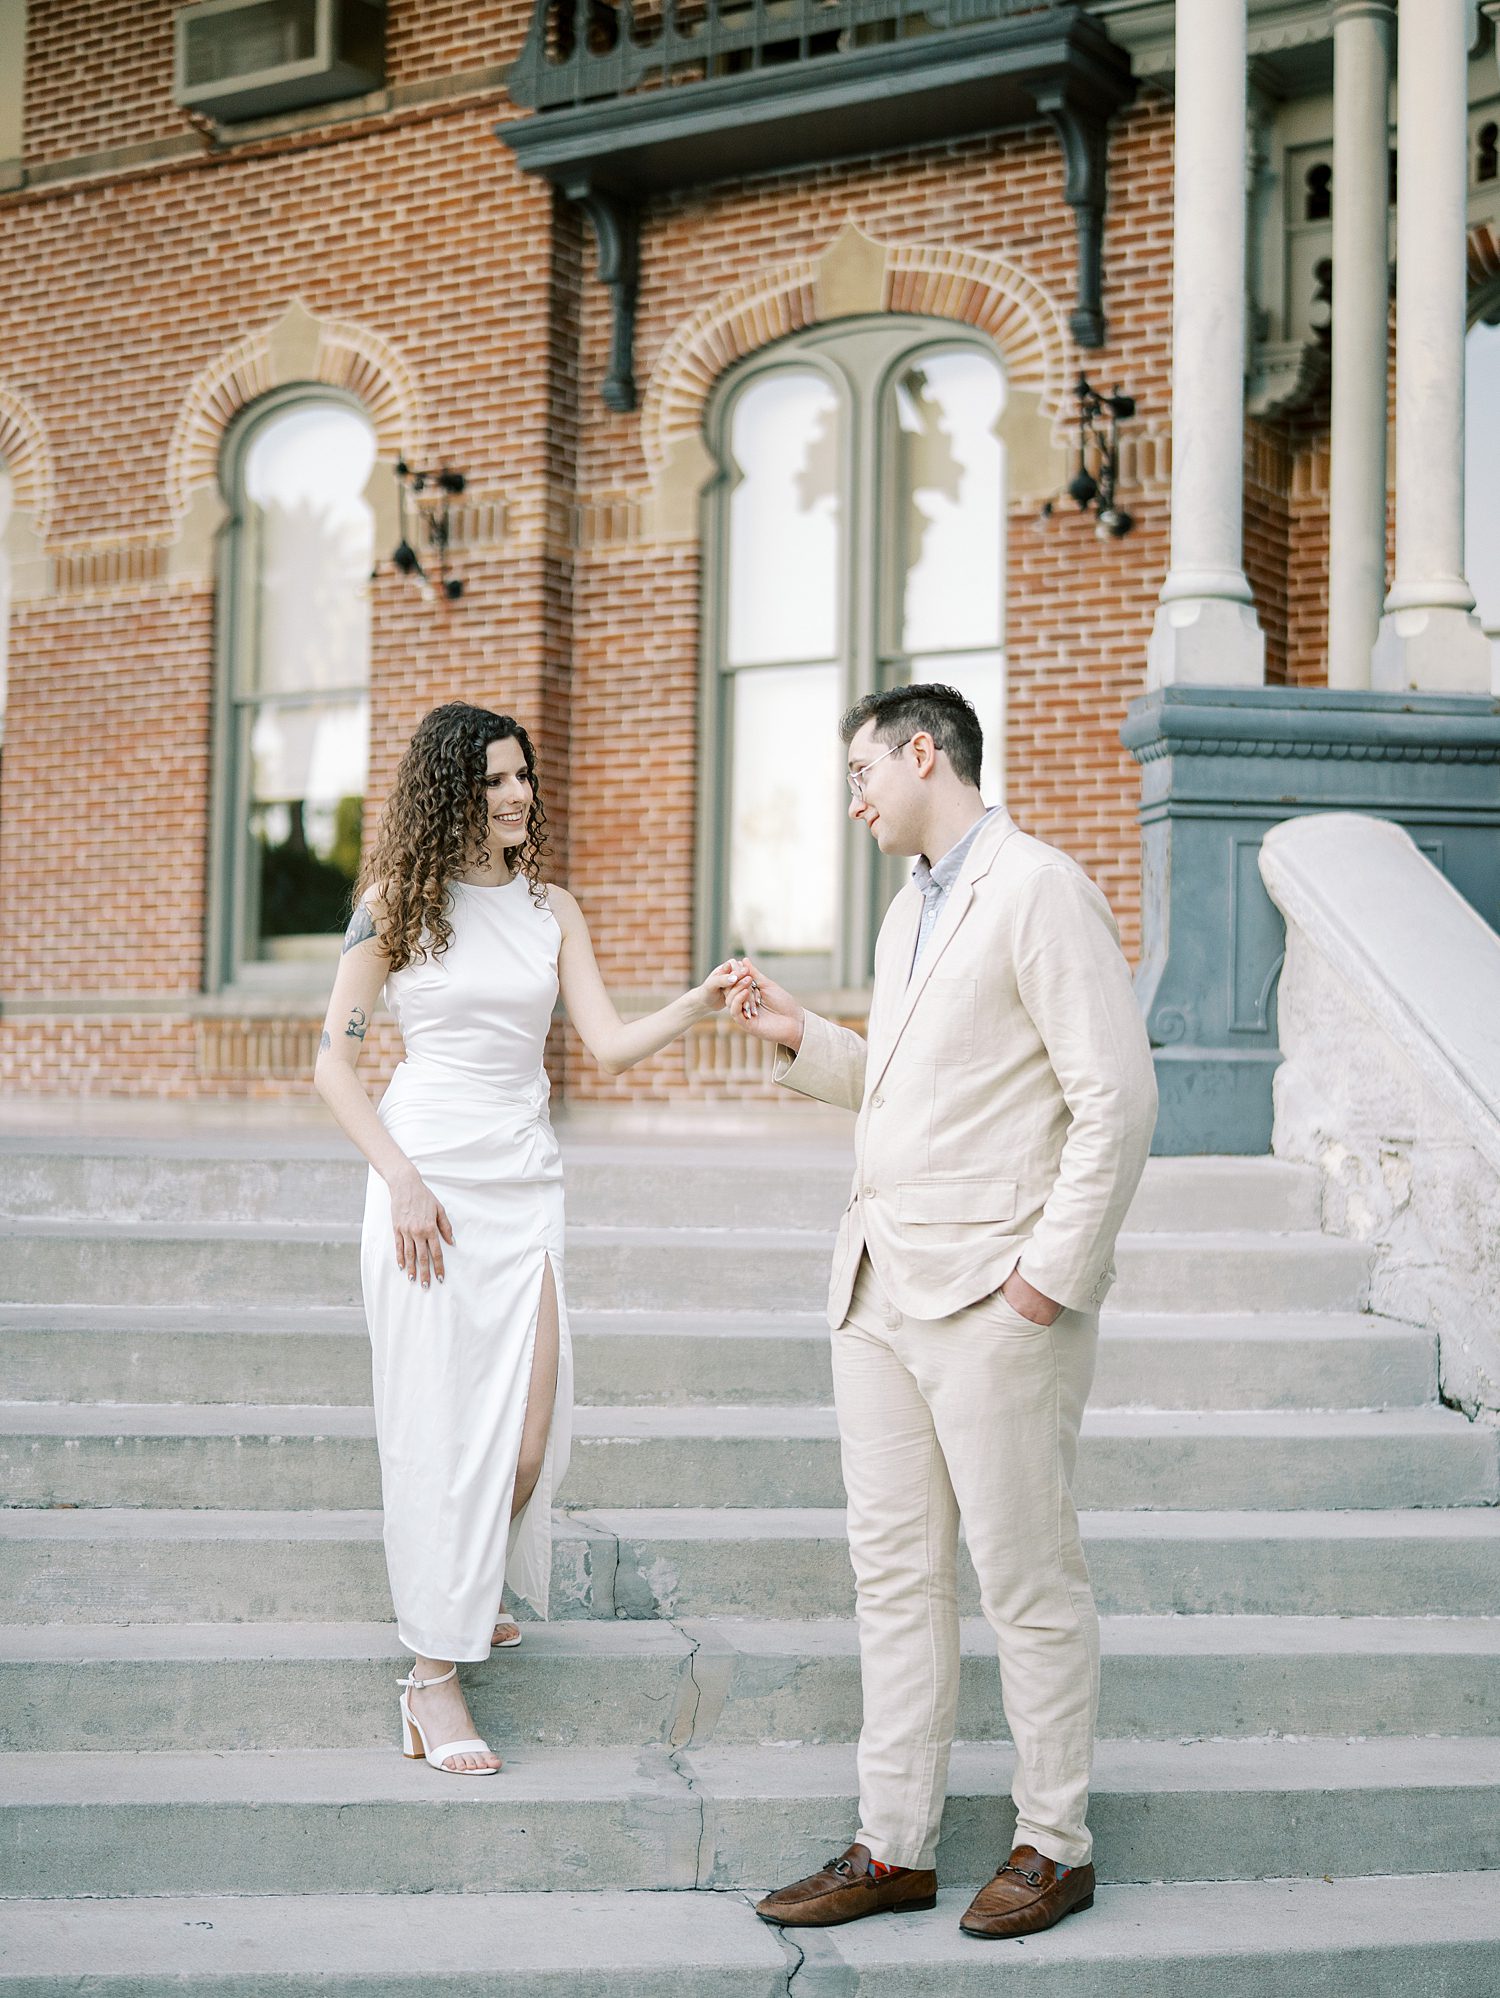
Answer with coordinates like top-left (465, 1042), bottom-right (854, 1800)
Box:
top-left (909, 807), bottom-right (1003, 982)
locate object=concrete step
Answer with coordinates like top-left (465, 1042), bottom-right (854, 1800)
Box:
top-left (3, 1876), bottom-right (1498, 1997)
top-left (3, 1736), bottom-right (1497, 1896)
top-left (0, 1142), bottom-right (1321, 1237)
top-left (0, 1143), bottom-right (849, 1236)
top-left (5, 1506), bottom-right (1498, 1629)
top-left (5, 1615), bottom-right (1495, 1754)
top-left (0, 1305), bottom-right (1438, 1412)
top-left (2, 1402), bottom-right (1492, 1512)
top-left (0, 1221), bottom-right (1371, 1316)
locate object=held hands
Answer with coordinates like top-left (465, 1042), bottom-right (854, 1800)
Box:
top-left (724, 957), bottom-right (805, 1053)
top-left (689, 959), bottom-right (748, 1022)
top-left (388, 1165), bottom-right (455, 1288)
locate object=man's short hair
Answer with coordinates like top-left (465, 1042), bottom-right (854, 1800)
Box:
top-left (840, 684), bottom-right (984, 791)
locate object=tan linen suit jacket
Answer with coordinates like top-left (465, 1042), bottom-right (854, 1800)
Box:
top-left (777, 811), bottom-right (1158, 1328)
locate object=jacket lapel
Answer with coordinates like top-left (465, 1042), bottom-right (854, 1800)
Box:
top-left (866, 812), bottom-right (1018, 1097)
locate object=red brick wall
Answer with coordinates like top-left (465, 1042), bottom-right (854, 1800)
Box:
top-left (0, 13), bottom-right (1328, 1102)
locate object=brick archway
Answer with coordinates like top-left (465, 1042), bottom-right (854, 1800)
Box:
top-left (162, 302), bottom-right (424, 581)
top-left (0, 384), bottom-right (55, 601)
top-left (641, 225), bottom-right (1071, 483)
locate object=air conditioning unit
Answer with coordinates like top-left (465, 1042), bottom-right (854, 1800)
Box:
top-left (174, 0), bottom-right (385, 123)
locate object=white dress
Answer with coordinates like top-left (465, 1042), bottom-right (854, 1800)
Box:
top-left (360, 875), bottom-right (573, 1663)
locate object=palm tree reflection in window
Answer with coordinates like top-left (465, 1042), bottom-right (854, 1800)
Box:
top-left (886, 349), bottom-right (1005, 803)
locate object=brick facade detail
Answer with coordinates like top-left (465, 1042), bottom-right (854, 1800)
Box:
top-left (1, 3), bottom-right (1346, 1102)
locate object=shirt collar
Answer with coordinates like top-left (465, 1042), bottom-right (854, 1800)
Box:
top-left (913, 806), bottom-right (1001, 898)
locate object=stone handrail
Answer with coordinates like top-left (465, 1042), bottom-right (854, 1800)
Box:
top-left (1260, 812), bottom-right (1500, 1420)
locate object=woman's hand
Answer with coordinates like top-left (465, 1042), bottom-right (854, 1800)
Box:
top-left (387, 1164), bottom-right (455, 1288)
top-left (725, 958), bottom-right (805, 1052)
top-left (687, 958), bottom-right (746, 1022)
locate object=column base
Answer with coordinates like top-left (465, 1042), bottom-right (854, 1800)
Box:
top-left (1147, 1047), bottom-right (1280, 1156)
top-left (1370, 604), bottom-right (1494, 693)
top-left (1147, 596), bottom-right (1266, 690)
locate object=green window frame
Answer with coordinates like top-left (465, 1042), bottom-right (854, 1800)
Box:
top-left (207, 384), bottom-right (375, 993)
top-left (696, 316), bottom-right (1008, 998)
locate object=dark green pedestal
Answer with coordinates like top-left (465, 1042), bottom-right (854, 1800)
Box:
top-left (1122, 685), bottom-right (1500, 1155)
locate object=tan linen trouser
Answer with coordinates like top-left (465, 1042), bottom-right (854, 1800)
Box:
top-left (834, 1250), bottom-right (1100, 1872)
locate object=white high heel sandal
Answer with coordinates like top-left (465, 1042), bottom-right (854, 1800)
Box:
top-left (398, 1665), bottom-right (501, 1775)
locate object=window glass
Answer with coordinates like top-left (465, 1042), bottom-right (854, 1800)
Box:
top-left (726, 663), bottom-right (841, 973)
top-left (242, 405), bottom-right (376, 697)
top-left (889, 349), bottom-right (1005, 655)
top-left (706, 326), bottom-right (1008, 989)
top-left (1465, 319), bottom-right (1500, 682)
top-left (0, 463), bottom-right (10, 751)
top-left (726, 369), bottom-right (841, 667)
top-left (231, 399), bottom-right (375, 970)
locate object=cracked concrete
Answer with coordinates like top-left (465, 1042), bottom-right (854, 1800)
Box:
top-left (665, 1625), bottom-right (712, 1887)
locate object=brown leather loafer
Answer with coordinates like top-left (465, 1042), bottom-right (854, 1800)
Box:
top-left (959, 1844), bottom-right (1095, 1939)
top-left (755, 1843), bottom-right (938, 1928)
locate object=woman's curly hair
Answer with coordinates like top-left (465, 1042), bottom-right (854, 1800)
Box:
top-left (357, 702), bottom-right (551, 973)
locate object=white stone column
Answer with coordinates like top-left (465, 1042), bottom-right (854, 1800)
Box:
top-left (1327, 0), bottom-right (1394, 690)
top-left (1371, 0), bottom-right (1491, 692)
top-left (1148, 0), bottom-right (1265, 689)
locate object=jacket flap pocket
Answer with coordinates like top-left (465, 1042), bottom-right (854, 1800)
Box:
top-left (897, 1179), bottom-right (1018, 1224)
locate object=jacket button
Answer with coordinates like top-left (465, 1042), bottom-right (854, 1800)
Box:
top-left (863, 1186), bottom-right (876, 1200)
top-left (871, 1095), bottom-right (884, 1108)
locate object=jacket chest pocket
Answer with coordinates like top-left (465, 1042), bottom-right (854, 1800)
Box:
top-left (904, 976), bottom-right (976, 1064)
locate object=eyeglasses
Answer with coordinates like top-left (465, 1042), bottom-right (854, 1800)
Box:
top-left (846, 738), bottom-right (913, 800)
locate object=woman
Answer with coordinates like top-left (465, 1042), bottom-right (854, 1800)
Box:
top-left (315, 701), bottom-right (740, 1774)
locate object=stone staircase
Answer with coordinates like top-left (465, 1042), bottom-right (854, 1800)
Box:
top-left (1, 1126), bottom-right (1497, 1994)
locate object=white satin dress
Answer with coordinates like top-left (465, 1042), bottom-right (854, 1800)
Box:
top-left (360, 875), bottom-right (573, 1663)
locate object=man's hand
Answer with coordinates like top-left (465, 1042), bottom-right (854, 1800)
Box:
top-left (725, 957), bottom-right (805, 1054)
top-left (1000, 1266), bottom-right (1062, 1327)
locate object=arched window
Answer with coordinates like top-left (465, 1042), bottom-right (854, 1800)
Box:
top-left (215, 392), bottom-right (375, 986)
top-left (1464, 315), bottom-right (1500, 680)
top-left (702, 320), bottom-right (1006, 991)
top-left (0, 460), bottom-right (10, 753)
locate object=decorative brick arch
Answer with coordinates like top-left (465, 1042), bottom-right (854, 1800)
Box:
top-left (641, 226), bottom-right (1071, 482)
top-left (0, 385), bottom-right (55, 537)
top-left (0, 385), bottom-right (55, 600)
top-left (162, 300), bottom-right (424, 582)
top-left (166, 300), bottom-right (423, 521)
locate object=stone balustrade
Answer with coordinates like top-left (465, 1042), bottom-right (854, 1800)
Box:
top-left (1261, 812), bottom-right (1500, 1420)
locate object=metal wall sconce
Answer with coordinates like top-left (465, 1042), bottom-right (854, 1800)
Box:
top-left (1040, 375), bottom-right (1136, 538)
top-left (390, 462), bottom-right (466, 600)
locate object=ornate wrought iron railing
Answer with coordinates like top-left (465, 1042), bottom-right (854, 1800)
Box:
top-left (508, 0), bottom-right (1070, 112)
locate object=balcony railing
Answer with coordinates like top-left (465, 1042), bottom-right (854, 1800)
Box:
top-left (509, 0), bottom-right (1072, 113)
top-left (500, 0), bottom-right (1133, 406)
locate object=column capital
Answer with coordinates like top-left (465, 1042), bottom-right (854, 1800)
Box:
top-left (1329, 0), bottom-right (1394, 21)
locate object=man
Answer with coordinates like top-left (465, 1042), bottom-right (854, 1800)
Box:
top-left (726, 684), bottom-right (1157, 1940)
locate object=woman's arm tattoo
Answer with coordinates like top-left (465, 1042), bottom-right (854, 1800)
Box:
top-left (345, 1007), bottom-right (368, 1042)
top-left (342, 905), bottom-right (377, 953)
top-left (319, 1029), bottom-right (331, 1053)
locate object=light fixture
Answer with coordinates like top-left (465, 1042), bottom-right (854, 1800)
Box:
top-left (1040, 375), bottom-right (1136, 539)
top-left (389, 462), bottom-right (466, 600)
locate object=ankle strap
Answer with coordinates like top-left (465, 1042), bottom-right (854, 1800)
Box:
top-left (398, 1665), bottom-right (458, 1691)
